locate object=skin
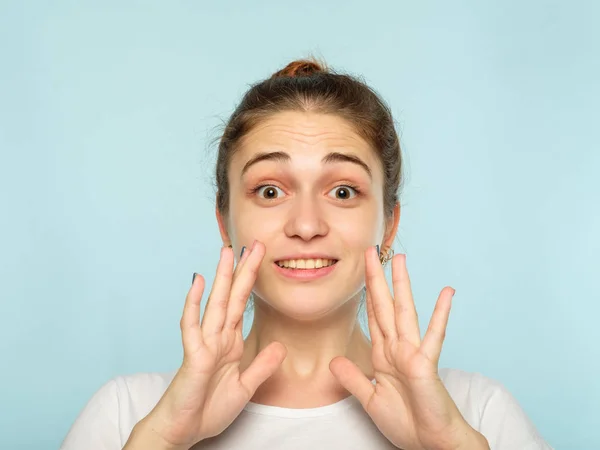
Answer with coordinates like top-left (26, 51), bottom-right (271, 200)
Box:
top-left (212, 111), bottom-right (490, 449)
top-left (216, 110), bottom-right (398, 407)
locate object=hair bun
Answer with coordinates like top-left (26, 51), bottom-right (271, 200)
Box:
top-left (270, 58), bottom-right (327, 79)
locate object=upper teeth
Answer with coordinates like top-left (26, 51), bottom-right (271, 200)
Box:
top-left (276, 259), bottom-right (336, 269)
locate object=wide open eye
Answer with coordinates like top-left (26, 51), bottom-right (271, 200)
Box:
top-left (256, 185), bottom-right (285, 200)
top-left (327, 185), bottom-right (359, 200)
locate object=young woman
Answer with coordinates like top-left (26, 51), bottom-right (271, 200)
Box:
top-left (61, 59), bottom-right (552, 450)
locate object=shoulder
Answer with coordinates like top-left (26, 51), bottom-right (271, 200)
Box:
top-left (60, 370), bottom-right (177, 450)
top-left (439, 367), bottom-right (532, 418)
top-left (438, 366), bottom-right (525, 420)
top-left (112, 370), bottom-right (176, 404)
top-left (79, 370), bottom-right (176, 400)
top-left (439, 367), bottom-right (503, 401)
top-left (109, 370), bottom-right (177, 424)
top-left (438, 368), bottom-right (552, 449)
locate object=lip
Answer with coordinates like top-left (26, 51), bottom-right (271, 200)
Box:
top-left (273, 260), bottom-right (338, 280)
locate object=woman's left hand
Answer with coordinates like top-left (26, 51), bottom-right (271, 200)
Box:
top-left (329, 247), bottom-right (489, 450)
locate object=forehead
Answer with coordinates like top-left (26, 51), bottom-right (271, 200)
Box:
top-left (235, 111), bottom-right (376, 160)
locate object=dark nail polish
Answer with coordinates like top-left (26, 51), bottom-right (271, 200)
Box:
top-left (240, 246), bottom-right (246, 258)
top-left (191, 272), bottom-right (197, 286)
top-left (376, 245), bottom-right (380, 256)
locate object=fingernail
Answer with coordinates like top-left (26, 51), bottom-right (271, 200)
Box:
top-left (240, 246), bottom-right (246, 258)
top-left (376, 244), bottom-right (380, 256)
top-left (251, 239), bottom-right (258, 250)
top-left (191, 272), bottom-right (197, 286)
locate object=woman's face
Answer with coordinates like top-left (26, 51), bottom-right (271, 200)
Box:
top-left (221, 111), bottom-right (396, 319)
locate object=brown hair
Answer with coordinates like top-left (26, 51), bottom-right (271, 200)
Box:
top-left (215, 57), bottom-right (403, 220)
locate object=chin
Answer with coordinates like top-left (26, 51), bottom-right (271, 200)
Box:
top-left (253, 284), bottom-right (358, 320)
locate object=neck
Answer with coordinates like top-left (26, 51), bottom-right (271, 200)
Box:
top-left (240, 293), bottom-right (373, 395)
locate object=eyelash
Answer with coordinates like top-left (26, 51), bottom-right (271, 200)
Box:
top-left (250, 184), bottom-right (362, 200)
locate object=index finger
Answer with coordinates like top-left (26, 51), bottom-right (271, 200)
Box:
top-left (199, 246), bottom-right (235, 335)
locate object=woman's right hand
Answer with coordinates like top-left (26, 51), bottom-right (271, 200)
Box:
top-left (137, 240), bottom-right (287, 449)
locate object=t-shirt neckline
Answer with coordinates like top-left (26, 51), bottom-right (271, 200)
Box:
top-left (242, 378), bottom-right (376, 418)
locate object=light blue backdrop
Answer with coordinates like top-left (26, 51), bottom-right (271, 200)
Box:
top-left (1, 1), bottom-right (598, 448)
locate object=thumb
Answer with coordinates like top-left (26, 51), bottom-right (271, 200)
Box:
top-left (329, 356), bottom-right (375, 409)
top-left (239, 341), bottom-right (287, 396)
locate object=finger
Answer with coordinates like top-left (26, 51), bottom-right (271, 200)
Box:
top-left (365, 246), bottom-right (397, 340)
top-left (199, 246), bottom-right (235, 335)
top-left (227, 243), bottom-right (254, 334)
top-left (391, 253), bottom-right (421, 347)
top-left (180, 273), bottom-right (205, 353)
top-left (365, 288), bottom-right (384, 346)
top-left (231, 244), bottom-right (251, 282)
top-left (420, 287), bottom-right (454, 364)
top-left (329, 356), bottom-right (375, 410)
top-left (228, 245), bottom-right (253, 334)
top-left (239, 341), bottom-right (287, 396)
top-left (224, 240), bottom-right (265, 330)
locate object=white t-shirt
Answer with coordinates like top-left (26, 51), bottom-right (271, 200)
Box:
top-left (60, 368), bottom-right (553, 450)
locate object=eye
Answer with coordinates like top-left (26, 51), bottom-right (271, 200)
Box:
top-left (255, 185), bottom-right (285, 200)
top-left (328, 185), bottom-right (359, 200)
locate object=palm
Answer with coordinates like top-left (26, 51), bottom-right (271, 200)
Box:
top-left (152, 243), bottom-right (286, 448)
top-left (330, 247), bottom-right (467, 450)
top-left (185, 330), bottom-right (248, 434)
top-left (182, 271), bottom-right (285, 441)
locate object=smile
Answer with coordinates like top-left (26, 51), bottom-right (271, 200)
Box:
top-left (275, 258), bottom-right (337, 269)
top-left (273, 258), bottom-right (339, 280)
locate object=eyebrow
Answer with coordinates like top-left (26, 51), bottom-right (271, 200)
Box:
top-left (241, 151), bottom-right (372, 179)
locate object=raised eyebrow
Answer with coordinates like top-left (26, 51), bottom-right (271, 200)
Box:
top-left (322, 152), bottom-right (372, 180)
top-left (240, 150), bottom-right (372, 179)
top-left (241, 151), bottom-right (290, 177)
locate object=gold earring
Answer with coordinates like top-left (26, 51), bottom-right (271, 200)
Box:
top-left (379, 247), bottom-right (394, 265)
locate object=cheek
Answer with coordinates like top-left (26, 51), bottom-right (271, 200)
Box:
top-left (329, 204), bottom-right (383, 241)
top-left (332, 220), bottom-right (379, 247)
top-left (229, 203), bottom-right (281, 242)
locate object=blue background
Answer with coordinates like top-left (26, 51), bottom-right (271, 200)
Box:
top-left (1, 1), bottom-right (598, 448)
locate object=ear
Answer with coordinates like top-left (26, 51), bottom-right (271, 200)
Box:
top-left (215, 201), bottom-right (231, 247)
top-left (382, 202), bottom-right (400, 250)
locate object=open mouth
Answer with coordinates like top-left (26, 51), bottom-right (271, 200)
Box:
top-left (275, 258), bottom-right (338, 269)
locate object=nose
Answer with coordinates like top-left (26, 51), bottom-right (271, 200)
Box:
top-left (283, 195), bottom-right (329, 241)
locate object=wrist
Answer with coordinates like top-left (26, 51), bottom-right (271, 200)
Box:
top-left (468, 431), bottom-right (489, 450)
top-left (453, 426), bottom-right (490, 450)
top-left (125, 415), bottom-right (189, 450)
top-left (427, 421), bottom-right (489, 450)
